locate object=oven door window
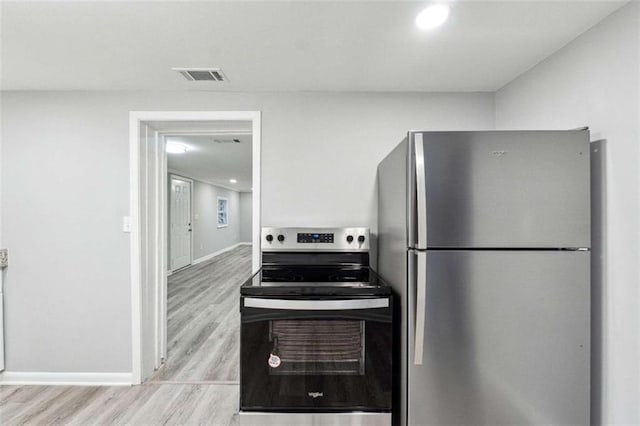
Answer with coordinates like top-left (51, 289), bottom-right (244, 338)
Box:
top-left (269, 320), bottom-right (364, 376)
top-left (240, 303), bottom-right (392, 412)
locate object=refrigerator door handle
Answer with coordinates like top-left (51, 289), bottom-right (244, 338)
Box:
top-left (414, 134), bottom-right (428, 248)
top-left (414, 250), bottom-right (427, 365)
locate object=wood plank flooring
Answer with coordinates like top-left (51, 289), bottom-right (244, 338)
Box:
top-left (0, 245), bottom-right (252, 425)
top-left (0, 383), bottom-right (239, 425)
top-left (152, 244), bottom-right (251, 383)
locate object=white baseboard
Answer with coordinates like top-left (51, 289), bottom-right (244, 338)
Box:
top-left (0, 371), bottom-right (133, 386)
top-left (192, 242), bottom-right (252, 266)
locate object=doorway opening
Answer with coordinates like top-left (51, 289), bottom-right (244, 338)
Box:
top-left (129, 111), bottom-right (261, 385)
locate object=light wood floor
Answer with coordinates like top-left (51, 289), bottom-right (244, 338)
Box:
top-left (0, 383), bottom-right (239, 425)
top-left (151, 244), bottom-right (251, 383)
top-left (0, 245), bottom-right (252, 425)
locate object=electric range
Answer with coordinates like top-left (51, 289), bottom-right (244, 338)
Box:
top-left (239, 227), bottom-right (392, 426)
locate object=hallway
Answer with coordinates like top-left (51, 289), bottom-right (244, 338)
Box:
top-left (151, 244), bottom-right (252, 383)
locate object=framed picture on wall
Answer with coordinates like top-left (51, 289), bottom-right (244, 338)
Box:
top-left (217, 196), bottom-right (228, 228)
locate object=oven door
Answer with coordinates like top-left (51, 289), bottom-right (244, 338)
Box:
top-left (240, 295), bottom-right (392, 412)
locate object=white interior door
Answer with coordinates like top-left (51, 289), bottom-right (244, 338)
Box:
top-left (170, 177), bottom-right (192, 271)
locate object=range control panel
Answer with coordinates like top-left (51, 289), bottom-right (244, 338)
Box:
top-left (262, 227), bottom-right (369, 252)
top-left (297, 233), bottom-right (334, 243)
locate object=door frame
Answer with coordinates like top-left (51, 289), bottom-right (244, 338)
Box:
top-left (129, 111), bottom-right (261, 384)
top-left (168, 174), bottom-right (194, 272)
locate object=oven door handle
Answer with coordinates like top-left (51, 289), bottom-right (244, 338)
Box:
top-left (243, 297), bottom-right (389, 310)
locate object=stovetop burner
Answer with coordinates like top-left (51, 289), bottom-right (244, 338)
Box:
top-left (262, 265), bottom-right (369, 282)
top-left (241, 265), bottom-right (391, 296)
top-left (241, 227), bottom-right (391, 296)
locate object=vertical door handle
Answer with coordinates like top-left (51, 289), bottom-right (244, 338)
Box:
top-left (414, 251), bottom-right (427, 365)
top-left (414, 134), bottom-right (428, 248)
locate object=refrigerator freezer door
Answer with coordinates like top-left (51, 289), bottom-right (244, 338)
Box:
top-left (408, 250), bottom-right (590, 426)
top-left (411, 130), bottom-right (590, 249)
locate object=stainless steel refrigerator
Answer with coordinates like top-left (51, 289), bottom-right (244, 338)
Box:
top-left (377, 130), bottom-right (590, 426)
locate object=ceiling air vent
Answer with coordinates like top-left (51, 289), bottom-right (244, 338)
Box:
top-left (173, 68), bottom-right (228, 82)
top-left (214, 138), bottom-right (241, 144)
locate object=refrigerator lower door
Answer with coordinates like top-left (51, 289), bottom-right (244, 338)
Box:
top-left (408, 250), bottom-right (590, 426)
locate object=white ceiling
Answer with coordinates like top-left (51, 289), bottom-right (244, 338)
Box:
top-left (162, 121), bottom-right (253, 192)
top-left (1, 1), bottom-right (626, 92)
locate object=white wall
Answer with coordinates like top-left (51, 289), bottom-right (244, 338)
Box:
top-left (239, 192), bottom-right (252, 243)
top-left (192, 180), bottom-right (240, 260)
top-left (1, 93), bottom-right (132, 373)
top-left (0, 90), bottom-right (494, 375)
top-left (495, 4), bottom-right (640, 424)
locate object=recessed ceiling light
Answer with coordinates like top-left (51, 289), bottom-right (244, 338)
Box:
top-left (166, 142), bottom-right (188, 154)
top-left (229, 179), bottom-right (238, 184)
top-left (415, 4), bottom-right (450, 30)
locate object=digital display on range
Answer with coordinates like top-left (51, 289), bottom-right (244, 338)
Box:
top-left (297, 233), bottom-right (334, 243)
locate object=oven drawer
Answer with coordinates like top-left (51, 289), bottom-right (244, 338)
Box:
top-left (239, 412), bottom-right (391, 426)
top-left (240, 296), bottom-right (392, 412)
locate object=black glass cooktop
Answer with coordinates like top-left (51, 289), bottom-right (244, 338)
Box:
top-left (240, 265), bottom-right (391, 296)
